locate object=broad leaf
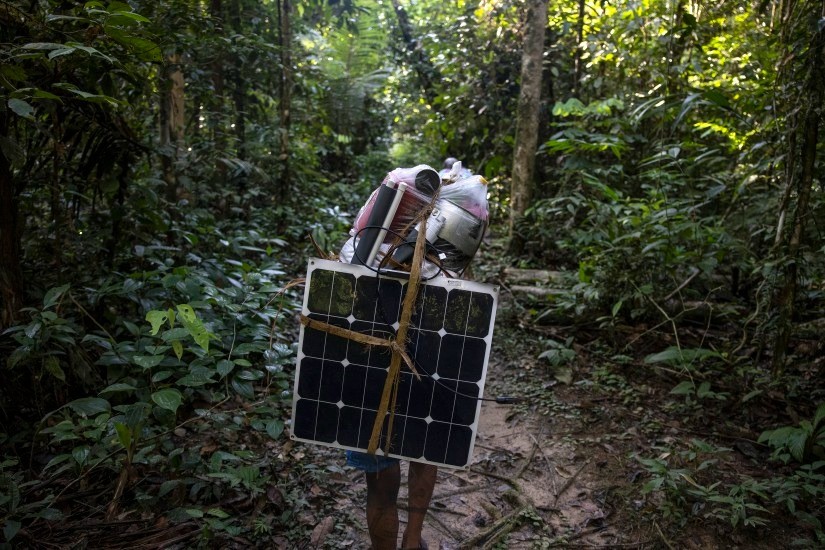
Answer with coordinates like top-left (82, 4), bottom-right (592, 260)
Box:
top-left (44, 356), bottom-right (66, 382)
top-left (3, 520), bottom-right (21, 542)
top-left (146, 308), bottom-right (174, 335)
top-left (176, 304), bottom-right (211, 352)
top-left (266, 419), bottom-right (284, 440)
top-left (171, 340), bottom-right (183, 360)
top-left (99, 383), bottom-right (137, 395)
top-left (66, 397), bottom-right (110, 416)
top-left (114, 422), bottom-right (131, 450)
top-left (8, 98), bottom-right (33, 119)
top-left (133, 355), bottom-right (164, 369)
top-left (217, 360), bottom-right (235, 377)
top-left (151, 388), bottom-right (183, 413)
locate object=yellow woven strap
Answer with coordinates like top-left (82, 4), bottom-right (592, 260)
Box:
top-left (366, 211), bottom-right (429, 454)
top-left (299, 315), bottom-right (420, 380)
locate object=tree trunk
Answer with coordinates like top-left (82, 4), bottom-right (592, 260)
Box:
top-left (770, 0), bottom-right (825, 373)
top-left (0, 111), bottom-right (23, 329)
top-left (509, 0), bottom-right (548, 253)
top-left (209, 0), bottom-right (228, 190)
top-left (160, 53), bottom-right (185, 205)
top-left (572, 0), bottom-right (586, 97)
top-left (536, 28), bottom-right (556, 188)
top-left (277, 0), bottom-right (292, 200)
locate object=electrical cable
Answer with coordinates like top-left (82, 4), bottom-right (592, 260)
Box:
top-left (351, 225), bottom-right (448, 281)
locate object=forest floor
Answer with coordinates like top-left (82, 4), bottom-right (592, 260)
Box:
top-left (280, 234), bottom-right (803, 549)
top-left (12, 235), bottom-right (810, 549)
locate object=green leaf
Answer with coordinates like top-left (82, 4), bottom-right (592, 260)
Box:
top-left (176, 304), bottom-right (211, 352)
top-left (217, 360), bottom-right (234, 377)
top-left (171, 340), bottom-right (183, 360)
top-left (177, 372), bottom-right (213, 387)
top-left (237, 369), bottom-right (264, 381)
top-left (670, 381), bottom-right (695, 395)
top-left (8, 98), bottom-right (34, 119)
top-left (266, 419), bottom-right (284, 440)
top-left (158, 479), bottom-right (181, 497)
top-left (48, 47), bottom-right (77, 60)
top-left (45, 14), bottom-right (86, 22)
top-left (813, 403), bottom-right (825, 430)
top-left (44, 356), bottom-right (66, 382)
top-left (20, 42), bottom-right (66, 51)
top-left (71, 445), bottom-right (90, 466)
top-left (42, 284), bottom-right (70, 308)
top-left (151, 388), bottom-right (183, 413)
top-left (3, 519), bottom-right (21, 542)
top-left (99, 383), bottom-right (137, 395)
top-left (43, 453), bottom-right (71, 471)
top-left (645, 347), bottom-right (684, 364)
top-left (644, 347), bottom-right (720, 365)
top-left (1, 64), bottom-right (27, 81)
top-left (231, 378), bottom-right (254, 399)
top-left (114, 422), bottom-right (131, 450)
top-left (787, 431), bottom-right (808, 462)
top-left (161, 328), bottom-right (190, 341)
top-left (66, 397), bottom-right (111, 416)
top-left (25, 321), bottom-right (42, 339)
top-left (111, 10), bottom-right (150, 23)
top-left (703, 89), bottom-right (731, 109)
top-left (104, 26), bottom-right (161, 62)
top-left (152, 370), bottom-right (174, 382)
top-left (133, 355), bottom-right (164, 369)
top-left (145, 308), bottom-right (174, 335)
top-left (31, 89), bottom-right (63, 101)
top-left (35, 508), bottom-right (63, 521)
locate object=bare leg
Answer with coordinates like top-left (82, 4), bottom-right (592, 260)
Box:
top-left (401, 462), bottom-right (437, 549)
top-left (365, 462), bottom-right (401, 550)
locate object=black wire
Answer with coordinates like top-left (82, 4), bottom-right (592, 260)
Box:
top-left (351, 224), bottom-right (447, 281)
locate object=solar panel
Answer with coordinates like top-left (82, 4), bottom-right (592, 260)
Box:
top-left (290, 258), bottom-right (498, 469)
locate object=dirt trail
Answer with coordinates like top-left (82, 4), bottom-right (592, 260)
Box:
top-left (334, 313), bottom-right (625, 549)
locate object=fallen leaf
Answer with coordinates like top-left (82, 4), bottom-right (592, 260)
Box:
top-left (267, 486), bottom-right (285, 510)
top-left (310, 516), bottom-right (335, 546)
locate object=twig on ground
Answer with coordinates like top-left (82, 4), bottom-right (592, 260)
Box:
top-left (478, 498), bottom-right (501, 520)
top-left (515, 437), bottom-right (539, 479)
top-left (561, 540), bottom-right (652, 548)
top-left (654, 522), bottom-right (676, 550)
top-left (425, 508), bottom-right (457, 537)
top-left (461, 504), bottom-right (531, 548)
top-left (527, 431), bottom-right (558, 496)
top-left (553, 459), bottom-right (590, 506)
top-left (469, 467), bottom-right (522, 491)
top-left (432, 482), bottom-right (494, 501)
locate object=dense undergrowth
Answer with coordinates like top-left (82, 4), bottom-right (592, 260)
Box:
top-left (0, 169), bottom-right (372, 547)
top-left (1, 165), bottom-right (824, 547)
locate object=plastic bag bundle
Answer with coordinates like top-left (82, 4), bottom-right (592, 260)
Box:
top-left (429, 175), bottom-right (488, 272)
top-left (344, 164), bottom-right (489, 275)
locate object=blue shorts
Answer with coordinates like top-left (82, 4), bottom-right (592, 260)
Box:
top-left (346, 450), bottom-right (399, 473)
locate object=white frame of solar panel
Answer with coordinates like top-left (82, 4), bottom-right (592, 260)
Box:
top-left (290, 258), bottom-right (498, 469)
